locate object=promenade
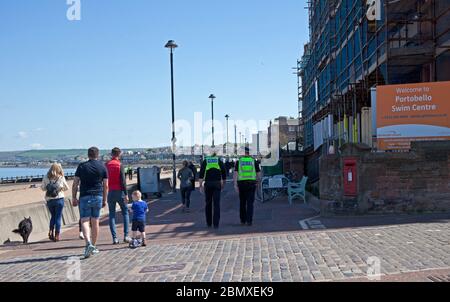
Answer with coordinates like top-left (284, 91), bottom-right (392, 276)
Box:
top-left (0, 180), bottom-right (449, 282)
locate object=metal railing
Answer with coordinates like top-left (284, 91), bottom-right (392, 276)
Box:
top-left (0, 173), bottom-right (77, 185)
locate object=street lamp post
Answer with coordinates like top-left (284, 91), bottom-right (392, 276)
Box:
top-left (165, 40), bottom-right (178, 192)
top-left (225, 114), bottom-right (230, 155)
top-left (209, 94), bottom-right (216, 148)
top-left (234, 124), bottom-right (238, 155)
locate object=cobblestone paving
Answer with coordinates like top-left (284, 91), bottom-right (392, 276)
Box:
top-left (0, 222), bottom-right (449, 282)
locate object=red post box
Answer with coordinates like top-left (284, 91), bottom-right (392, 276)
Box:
top-left (343, 158), bottom-right (357, 197)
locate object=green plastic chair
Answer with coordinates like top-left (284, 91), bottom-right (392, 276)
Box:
top-left (287, 176), bottom-right (308, 205)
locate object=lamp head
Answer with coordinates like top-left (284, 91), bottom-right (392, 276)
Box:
top-left (165, 40), bottom-right (178, 49)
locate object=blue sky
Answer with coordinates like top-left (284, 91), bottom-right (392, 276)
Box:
top-left (0, 0), bottom-right (309, 152)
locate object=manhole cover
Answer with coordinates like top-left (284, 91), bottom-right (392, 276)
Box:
top-left (139, 263), bottom-right (186, 274)
top-left (428, 275), bottom-right (450, 282)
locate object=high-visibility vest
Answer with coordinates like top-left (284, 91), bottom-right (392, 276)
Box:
top-left (204, 157), bottom-right (220, 180)
top-left (238, 157), bottom-right (257, 181)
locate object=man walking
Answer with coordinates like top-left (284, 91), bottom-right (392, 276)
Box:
top-left (72, 147), bottom-right (108, 258)
top-left (128, 166), bottom-right (133, 180)
top-left (233, 148), bottom-right (261, 226)
top-left (199, 152), bottom-right (227, 229)
top-left (106, 147), bottom-right (131, 244)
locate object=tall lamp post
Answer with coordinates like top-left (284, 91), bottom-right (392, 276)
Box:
top-left (234, 124), bottom-right (238, 155)
top-left (165, 40), bottom-right (178, 192)
top-left (209, 94), bottom-right (216, 148)
top-left (225, 114), bottom-right (230, 155)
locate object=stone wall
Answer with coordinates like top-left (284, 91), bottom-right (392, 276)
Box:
top-left (0, 198), bottom-right (80, 244)
top-left (319, 141), bottom-right (450, 214)
top-left (318, 154), bottom-right (341, 201)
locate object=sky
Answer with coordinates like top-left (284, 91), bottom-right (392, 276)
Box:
top-left (0, 0), bottom-right (309, 152)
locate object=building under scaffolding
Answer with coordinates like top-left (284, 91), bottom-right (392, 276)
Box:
top-left (300, 0), bottom-right (450, 155)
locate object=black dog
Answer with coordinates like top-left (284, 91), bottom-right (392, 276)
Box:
top-left (12, 217), bottom-right (33, 244)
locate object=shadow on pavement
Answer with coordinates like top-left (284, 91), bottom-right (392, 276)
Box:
top-left (320, 212), bottom-right (450, 230)
top-left (34, 244), bottom-right (129, 253)
top-left (97, 181), bottom-right (320, 243)
top-left (98, 181), bottom-right (450, 243)
top-left (0, 254), bottom-right (79, 266)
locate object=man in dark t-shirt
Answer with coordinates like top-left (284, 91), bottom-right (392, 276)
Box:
top-left (72, 147), bottom-right (108, 259)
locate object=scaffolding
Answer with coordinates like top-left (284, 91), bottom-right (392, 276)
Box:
top-left (300, 0), bottom-right (450, 151)
top-left (294, 60), bottom-right (305, 146)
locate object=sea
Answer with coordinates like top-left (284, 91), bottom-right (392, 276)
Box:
top-left (0, 167), bottom-right (76, 179)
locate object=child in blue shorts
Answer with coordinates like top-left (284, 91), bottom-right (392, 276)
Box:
top-left (130, 190), bottom-right (149, 247)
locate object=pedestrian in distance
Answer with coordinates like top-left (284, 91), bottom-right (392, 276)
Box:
top-left (199, 151), bottom-right (227, 229)
top-left (177, 161), bottom-right (194, 213)
top-left (72, 147), bottom-right (108, 259)
top-left (129, 190), bottom-right (148, 247)
top-left (188, 161), bottom-right (197, 191)
top-left (106, 147), bottom-right (131, 245)
top-left (233, 147), bottom-right (261, 226)
top-left (128, 166), bottom-right (133, 181)
top-left (41, 163), bottom-right (69, 242)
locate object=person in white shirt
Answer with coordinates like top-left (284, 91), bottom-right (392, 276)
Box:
top-left (41, 163), bottom-right (69, 242)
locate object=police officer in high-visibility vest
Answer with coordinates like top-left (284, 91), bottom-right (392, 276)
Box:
top-left (199, 152), bottom-right (227, 229)
top-left (233, 148), bottom-right (261, 226)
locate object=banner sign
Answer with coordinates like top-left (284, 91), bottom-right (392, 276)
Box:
top-left (377, 81), bottom-right (450, 151)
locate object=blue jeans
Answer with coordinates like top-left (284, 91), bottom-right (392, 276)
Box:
top-left (108, 191), bottom-right (129, 239)
top-left (79, 195), bottom-right (103, 219)
top-left (47, 198), bottom-right (65, 234)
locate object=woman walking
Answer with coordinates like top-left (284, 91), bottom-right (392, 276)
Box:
top-left (41, 163), bottom-right (69, 242)
top-left (177, 161), bottom-right (194, 212)
top-left (188, 161), bottom-right (197, 191)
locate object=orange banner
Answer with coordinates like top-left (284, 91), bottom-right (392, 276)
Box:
top-left (377, 82), bottom-right (450, 151)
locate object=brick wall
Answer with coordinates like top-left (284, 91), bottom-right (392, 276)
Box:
top-left (319, 141), bottom-right (450, 214)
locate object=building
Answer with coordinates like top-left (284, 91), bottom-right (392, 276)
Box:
top-left (250, 131), bottom-right (269, 156)
top-left (268, 117), bottom-right (302, 151)
top-left (300, 0), bottom-right (450, 153)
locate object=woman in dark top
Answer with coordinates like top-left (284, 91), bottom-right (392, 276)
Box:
top-left (188, 161), bottom-right (197, 191)
top-left (178, 161), bottom-right (194, 212)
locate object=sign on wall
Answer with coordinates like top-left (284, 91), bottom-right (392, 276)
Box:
top-left (377, 81), bottom-right (450, 151)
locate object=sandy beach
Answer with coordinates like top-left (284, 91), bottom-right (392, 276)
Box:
top-left (0, 182), bottom-right (59, 209)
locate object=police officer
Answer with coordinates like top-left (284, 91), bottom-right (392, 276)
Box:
top-left (233, 148), bottom-right (261, 226)
top-left (199, 152), bottom-right (227, 229)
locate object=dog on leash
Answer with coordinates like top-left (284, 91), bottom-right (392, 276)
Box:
top-left (12, 217), bottom-right (33, 244)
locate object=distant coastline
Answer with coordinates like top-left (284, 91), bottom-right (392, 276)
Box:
top-left (0, 164), bottom-right (78, 169)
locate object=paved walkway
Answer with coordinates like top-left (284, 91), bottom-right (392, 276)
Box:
top-left (0, 180), bottom-right (449, 282)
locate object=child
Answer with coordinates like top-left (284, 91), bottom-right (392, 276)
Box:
top-left (129, 191), bottom-right (149, 247)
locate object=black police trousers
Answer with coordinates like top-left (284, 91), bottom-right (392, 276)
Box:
top-left (204, 182), bottom-right (222, 228)
top-left (238, 183), bottom-right (256, 224)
